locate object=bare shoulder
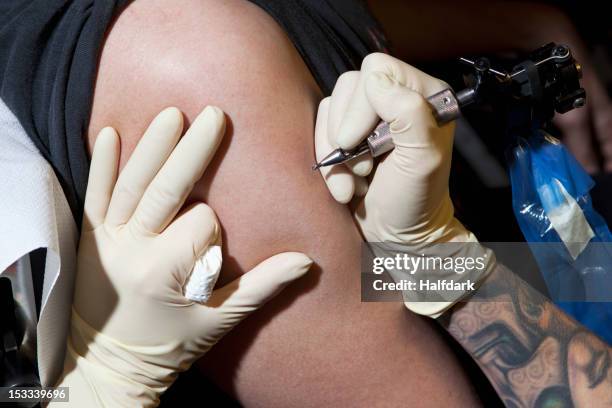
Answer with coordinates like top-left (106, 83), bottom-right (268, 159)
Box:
top-left (88, 0), bottom-right (333, 281)
top-left (88, 0), bottom-right (321, 160)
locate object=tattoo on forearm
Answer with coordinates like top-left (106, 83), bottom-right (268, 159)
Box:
top-left (439, 265), bottom-right (612, 408)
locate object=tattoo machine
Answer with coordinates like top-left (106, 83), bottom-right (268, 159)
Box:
top-left (312, 43), bottom-right (585, 169)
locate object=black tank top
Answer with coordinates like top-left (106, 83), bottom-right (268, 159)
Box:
top-left (0, 0), bottom-right (387, 225)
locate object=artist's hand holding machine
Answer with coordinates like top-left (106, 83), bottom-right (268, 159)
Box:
top-left (314, 47), bottom-right (610, 323)
top-left (51, 107), bottom-right (313, 407)
top-left (314, 53), bottom-right (496, 317)
top-left (315, 49), bottom-right (612, 407)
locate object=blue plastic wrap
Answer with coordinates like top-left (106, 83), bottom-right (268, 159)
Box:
top-left (509, 130), bottom-right (612, 343)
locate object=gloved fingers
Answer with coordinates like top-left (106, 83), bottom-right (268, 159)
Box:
top-left (336, 53), bottom-right (447, 150)
top-left (204, 252), bottom-right (312, 319)
top-left (364, 72), bottom-right (437, 145)
top-left (328, 71), bottom-right (359, 142)
top-left (130, 106), bottom-right (225, 234)
top-left (83, 127), bottom-right (120, 232)
top-left (315, 97), bottom-right (356, 203)
top-left (365, 71), bottom-right (456, 173)
top-left (158, 202), bottom-right (219, 283)
top-left (345, 155), bottom-right (373, 177)
top-left (362, 72), bottom-right (454, 197)
top-left (106, 107), bottom-right (183, 227)
top-left (360, 52), bottom-right (448, 95)
top-left (328, 71), bottom-right (373, 177)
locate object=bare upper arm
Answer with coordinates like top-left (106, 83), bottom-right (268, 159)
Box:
top-left (88, 0), bottom-right (328, 280)
top-left (88, 0), bottom-right (481, 406)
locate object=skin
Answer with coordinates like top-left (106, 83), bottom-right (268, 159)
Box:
top-left (440, 264), bottom-right (612, 407)
top-left (87, 0), bottom-right (482, 406)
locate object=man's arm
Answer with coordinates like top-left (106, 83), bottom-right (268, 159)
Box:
top-left (439, 265), bottom-right (612, 407)
top-left (86, 0), bottom-right (483, 406)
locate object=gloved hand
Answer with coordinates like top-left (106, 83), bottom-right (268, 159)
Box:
top-left (53, 107), bottom-right (312, 407)
top-left (315, 53), bottom-right (493, 317)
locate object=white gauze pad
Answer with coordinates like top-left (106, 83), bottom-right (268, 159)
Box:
top-left (184, 243), bottom-right (222, 303)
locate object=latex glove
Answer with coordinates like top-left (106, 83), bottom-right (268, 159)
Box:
top-left (315, 53), bottom-right (493, 316)
top-left (317, 53), bottom-right (468, 244)
top-left (53, 107), bottom-right (312, 407)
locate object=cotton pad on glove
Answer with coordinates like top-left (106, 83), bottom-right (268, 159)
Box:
top-left (316, 53), bottom-right (495, 318)
top-left (52, 107), bottom-right (312, 407)
top-left (184, 241), bottom-right (222, 303)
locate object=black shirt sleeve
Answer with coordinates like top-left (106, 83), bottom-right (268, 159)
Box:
top-left (0, 0), bottom-right (130, 226)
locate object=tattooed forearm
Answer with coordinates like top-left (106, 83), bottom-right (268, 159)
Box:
top-left (438, 264), bottom-right (612, 408)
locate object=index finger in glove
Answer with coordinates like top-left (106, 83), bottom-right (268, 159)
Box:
top-left (329, 71), bottom-right (373, 177)
top-left (365, 72), bottom-right (446, 146)
top-left (336, 53), bottom-right (448, 150)
top-left (83, 127), bottom-right (120, 231)
top-left (105, 107), bottom-right (184, 227)
top-left (130, 106), bottom-right (225, 234)
top-left (316, 98), bottom-right (356, 204)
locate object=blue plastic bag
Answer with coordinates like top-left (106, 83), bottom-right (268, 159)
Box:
top-left (509, 130), bottom-right (612, 343)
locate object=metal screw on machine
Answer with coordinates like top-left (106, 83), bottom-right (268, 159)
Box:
top-left (573, 98), bottom-right (586, 108)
